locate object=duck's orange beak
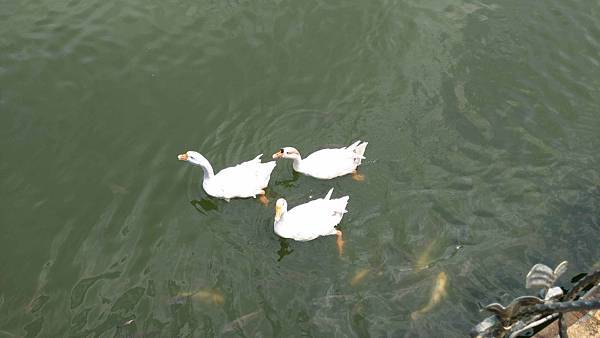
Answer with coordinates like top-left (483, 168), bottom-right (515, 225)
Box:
top-left (178, 153), bottom-right (188, 161)
top-left (272, 150), bottom-right (284, 159)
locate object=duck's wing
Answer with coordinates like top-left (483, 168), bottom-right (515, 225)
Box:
top-left (218, 155), bottom-right (275, 176)
top-left (214, 155), bottom-right (276, 197)
top-left (241, 155), bottom-right (276, 185)
top-left (345, 141), bottom-right (368, 165)
top-left (283, 197), bottom-right (348, 240)
top-left (302, 148), bottom-right (359, 178)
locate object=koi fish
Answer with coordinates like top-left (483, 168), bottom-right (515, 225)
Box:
top-left (350, 268), bottom-right (371, 286)
top-left (171, 289), bottom-right (224, 305)
top-left (411, 271), bottom-right (448, 320)
top-left (221, 310), bottom-right (262, 334)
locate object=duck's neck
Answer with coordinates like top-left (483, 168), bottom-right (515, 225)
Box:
top-left (197, 162), bottom-right (215, 181)
top-left (274, 210), bottom-right (287, 230)
top-left (291, 155), bottom-right (303, 172)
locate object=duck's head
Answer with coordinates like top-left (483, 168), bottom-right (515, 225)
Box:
top-left (178, 151), bottom-right (209, 167)
top-left (272, 147), bottom-right (301, 160)
top-left (274, 198), bottom-right (288, 222)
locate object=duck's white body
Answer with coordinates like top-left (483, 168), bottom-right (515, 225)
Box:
top-left (179, 151), bottom-right (276, 201)
top-left (274, 188), bottom-right (348, 241)
top-left (273, 140), bottom-right (368, 179)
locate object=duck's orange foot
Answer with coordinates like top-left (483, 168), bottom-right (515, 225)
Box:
top-left (352, 170), bottom-right (365, 181)
top-left (258, 193), bottom-right (269, 206)
top-left (336, 230), bottom-right (345, 257)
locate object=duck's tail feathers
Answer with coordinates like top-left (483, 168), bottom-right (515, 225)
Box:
top-left (354, 142), bottom-right (368, 157)
top-left (324, 188), bottom-right (349, 212)
top-left (347, 140), bottom-right (368, 155)
top-left (346, 140), bottom-right (362, 150)
top-left (324, 188), bottom-right (334, 200)
top-left (260, 161), bottom-right (277, 184)
top-left (348, 141), bottom-right (368, 165)
top-left (250, 154), bottom-right (276, 169)
top-left (333, 195), bottom-right (350, 214)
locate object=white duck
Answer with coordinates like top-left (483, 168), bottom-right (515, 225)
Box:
top-left (178, 151), bottom-right (276, 204)
top-left (272, 140), bottom-right (368, 180)
top-left (274, 188), bottom-right (349, 256)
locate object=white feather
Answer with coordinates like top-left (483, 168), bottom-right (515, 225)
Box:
top-left (183, 151), bottom-right (276, 200)
top-left (291, 141), bottom-right (368, 179)
top-left (274, 189), bottom-right (349, 242)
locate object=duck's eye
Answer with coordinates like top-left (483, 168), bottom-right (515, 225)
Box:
top-left (279, 149), bottom-right (284, 154)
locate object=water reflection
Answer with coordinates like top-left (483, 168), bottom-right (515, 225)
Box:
top-left (190, 198), bottom-right (219, 215)
top-left (70, 271), bottom-right (121, 309)
top-left (274, 171), bottom-right (301, 188)
top-left (277, 238), bottom-right (294, 262)
top-left (415, 241), bottom-right (464, 271)
top-left (350, 299), bottom-right (370, 337)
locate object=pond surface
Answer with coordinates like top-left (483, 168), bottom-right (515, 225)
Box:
top-left (1, 0), bottom-right (599, 336)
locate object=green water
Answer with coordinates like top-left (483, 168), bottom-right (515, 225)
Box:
top-left (1, 0), bottom-right (599, 336)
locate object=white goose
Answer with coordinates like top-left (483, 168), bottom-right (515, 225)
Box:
top-left (274, 188), bottom-right (349, 256)
top-left (178, 151), bottom-right (276, 204)
top-left (272, 140), bottom-right (368, 180)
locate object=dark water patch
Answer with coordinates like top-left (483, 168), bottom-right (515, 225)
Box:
top-left (23, 316), bottom-right (43, 338)
top-left (70, 271), bottom-right (120, 309)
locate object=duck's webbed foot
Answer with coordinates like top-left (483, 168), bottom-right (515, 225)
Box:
top-left (351, 170), bottom-right (365, 181)
top-left (258, 190), bottom-right (269, 206)
top-left (336, 230), bottom-right (345, 257)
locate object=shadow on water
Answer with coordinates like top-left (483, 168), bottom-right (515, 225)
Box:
top-left (190, 198), bottom-right (219, 215)
top-left (277, 238), bottom-right (294, 262)
top-left (273, 172), bottom-right (301, 188)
